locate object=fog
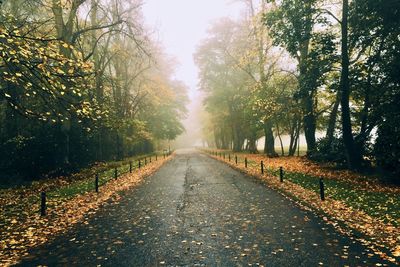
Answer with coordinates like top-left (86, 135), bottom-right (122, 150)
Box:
top-left (142, 0), bottom-right (245, 148)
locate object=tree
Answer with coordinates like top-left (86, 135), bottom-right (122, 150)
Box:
top-left (242, 0), bottom-right (280, 156)
top-left (339, 0), bottom-right (363, 169)
top-left (349, 0), bottom-right (400, 177)
top-left (264, 0), bottom-right (335, 155)
top-left (195, 18), bottom-right (253, 151)
top-left (0, 17), bottom-right (95, 123)
top-left (0, 0), bottom-right (188, 180)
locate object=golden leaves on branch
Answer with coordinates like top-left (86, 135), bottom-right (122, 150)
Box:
top-left (0, 18), bottom-right (95, 122)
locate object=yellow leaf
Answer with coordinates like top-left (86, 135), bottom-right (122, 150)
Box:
top-left (393, 245), bottom-right (400, 257)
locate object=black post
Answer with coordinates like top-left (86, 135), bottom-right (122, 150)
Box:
top-left (280, 167), bottom-right (283, 182)
top-left (40, 191), bottom-right (46, 216)
top-left (235, 155), bottom-right (238, 165)
top-left (95, 174), bottom-right (99, 193)
top-left (129, 162), bottom-right (132, 173)
top-left (145, 157), bottom-right (147, 165)
top-left (114, 167), bottom-right (118, 179)
top-left (150, 156), bottom-right (152, 163)
top-left (138, 160), bottom-right (141, 169)
top-left (261, 161), bottom-right (264, 174)
top-left (228, 154), bottom-right (231, 162)
top-left (319, 178), bottom-right (325, 201)
top-left (245, 158), bottom-right (248, 168)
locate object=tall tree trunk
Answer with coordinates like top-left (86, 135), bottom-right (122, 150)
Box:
top-left (355, 60), bottom-right (376, 155)
top-left (326, 90), bottom-right (341, 146)
top-left (213, 128), bottom-right (220, 149)
top-left (263, 120), bottom-right (278, 157)
top-left (90, 0), bottom-right (104, 161)
top-left (247, 130), bottom-right (258, 154)
top-left (303, 95), bottom-right (316, 153)
top-left (288, 116), bottom-right (300, 156)
top-left (288, 118), bottom-right (296, 156)
top-left (116, 132), bottom-right (124, 160)
top-left (340, 0), bottom-right (362, 170)
top-left (232, 124), bottom-right (243, 152)
top-left (51, 0), bottom-right (85, 165)
top-left (221, 128), bottom-right (230, 149)
top-left (276, 123), bottom-right (285, 156)
top-left (297, 1), bottom-right (316, 155)
top-left (91, 0), bottom-right (103, 100)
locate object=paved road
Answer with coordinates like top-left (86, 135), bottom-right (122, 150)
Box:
top-left (18, 150), bottom-right (391, 266)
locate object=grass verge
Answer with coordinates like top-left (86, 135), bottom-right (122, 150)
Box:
top-left (202, 148), bottom-right (400, 263)
top-left (0, 152), bottom-right (172, 266)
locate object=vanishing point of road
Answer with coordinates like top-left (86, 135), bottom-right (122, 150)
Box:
top-left (18, 150), bottom-right (392, 266)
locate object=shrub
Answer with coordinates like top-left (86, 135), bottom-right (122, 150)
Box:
top-left (374, 114), bottom-right (400, 184)
top-left (309, 136), bottom-right (347, 166)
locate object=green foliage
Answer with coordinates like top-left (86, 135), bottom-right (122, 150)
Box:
top-left (0, 4), bottom-right (187, 182)
top-left (195, 18), bottom-right (252, 150)
top-left (309, 136), bottom-right (347, 166)
top-left (374, 104), bottom-right (400, 183)
top-left (264, 0), bottom-right (318, 57)
top-left (348, 0), bottom-right (400, 179)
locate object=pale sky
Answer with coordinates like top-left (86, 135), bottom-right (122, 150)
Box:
top-left (142, 0), bottom-right (244, 100)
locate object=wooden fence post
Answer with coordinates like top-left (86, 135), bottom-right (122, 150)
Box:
top-left (235, 155), bottom-right (238, 165)
top-left (40, 191), bottom-right (46, 216)
top-left (319, 178), bottom-right (325, 200)
top-left (129, 162), bottom-right (132, 173)
top-left (95, 174), bottom-right (99, 193)
top-left (280, 167), bottom-right (283, 182)
top-left (261, 161), bottom-right (264, 174)
top-left (245, 158), bottom-right (248, 168)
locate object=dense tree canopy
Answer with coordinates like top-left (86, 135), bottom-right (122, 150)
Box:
top-left (197, 0), bottom-right (400, 182)
top-left (0, 0), bottom-right (187, 180)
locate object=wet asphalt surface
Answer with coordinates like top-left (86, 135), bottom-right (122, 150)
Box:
top-left (17, 150), bottom-right (392, 266)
